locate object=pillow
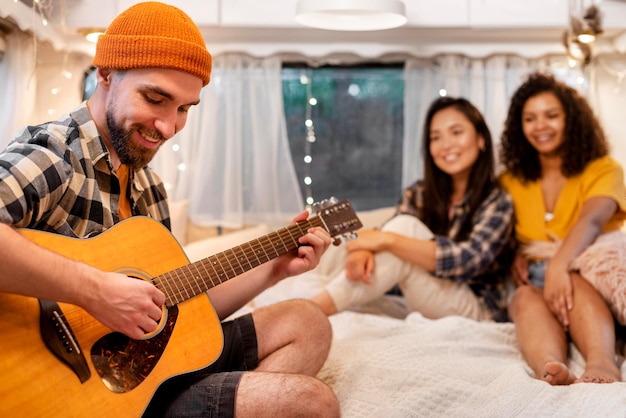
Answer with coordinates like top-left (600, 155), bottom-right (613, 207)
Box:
top-left (168, 199), bottom-right (189, 246)
top-left (356, 206), bottom-right (395, 229)
top-left (183, 224), bottom-right (271, 263)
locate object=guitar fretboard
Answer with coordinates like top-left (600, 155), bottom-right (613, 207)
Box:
top-left (153, 217), bottom-right (324, 307)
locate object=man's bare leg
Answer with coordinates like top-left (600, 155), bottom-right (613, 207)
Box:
top-left (235, 299), bottom-right (340, 417)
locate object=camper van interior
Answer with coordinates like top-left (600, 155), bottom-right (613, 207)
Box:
top-left (2, 1), bottom-right (626, 416)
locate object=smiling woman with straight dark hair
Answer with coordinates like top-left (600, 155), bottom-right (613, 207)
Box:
top-left (311, 96), bottom-right (515, 323)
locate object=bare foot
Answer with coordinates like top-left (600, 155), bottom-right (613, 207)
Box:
top-left (574, 359), bottom-right (622, 384)
top-left (541, 361), bottom-right (577, 385)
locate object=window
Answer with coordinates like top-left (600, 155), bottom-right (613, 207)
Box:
top-left (82, 66), bottom-right (97, 100)
top-left (282, 64), bottom-right (404, 212)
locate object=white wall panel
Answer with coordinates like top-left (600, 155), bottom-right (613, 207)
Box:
top-left (408, 0), bottom-right (470, 27)
top-left (469, 0), bottom-right (568, 27)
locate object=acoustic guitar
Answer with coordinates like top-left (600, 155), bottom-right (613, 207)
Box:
top-left (0, 199), bottom-right (361, 417)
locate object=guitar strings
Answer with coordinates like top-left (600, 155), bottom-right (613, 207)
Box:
top-left (154, 217), bottom-right (324, 306)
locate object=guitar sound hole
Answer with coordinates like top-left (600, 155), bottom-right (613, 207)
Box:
top-left (90, 306), bottom-right (178, 393)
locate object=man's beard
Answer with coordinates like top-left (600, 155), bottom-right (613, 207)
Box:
top-left (106, 110), bottom-right (163, 170)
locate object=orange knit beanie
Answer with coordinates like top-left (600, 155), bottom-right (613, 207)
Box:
top-left (93, 1), bottom-right (212, 86)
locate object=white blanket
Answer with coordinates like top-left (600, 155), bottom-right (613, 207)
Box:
top-left (244, 277), bottom-right (626, 418)
top-left (321, 311), bottom-right (626, 417)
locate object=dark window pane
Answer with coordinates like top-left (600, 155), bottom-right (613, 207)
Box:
top-left (283, 64), bottom-right (404, 212)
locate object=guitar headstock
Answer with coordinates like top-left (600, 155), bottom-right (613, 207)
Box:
top-left (312, 198), bottom-right (362, 246)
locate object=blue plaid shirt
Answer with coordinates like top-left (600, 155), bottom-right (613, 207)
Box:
top-left (396, 180), bottom-right (515, 322)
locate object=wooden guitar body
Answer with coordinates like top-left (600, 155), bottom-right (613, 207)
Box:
top-left (1, 217), bottom-right (223, 417)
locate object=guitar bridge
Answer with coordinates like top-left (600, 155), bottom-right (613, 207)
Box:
top-left (39, 299), bottom-right (91, 383)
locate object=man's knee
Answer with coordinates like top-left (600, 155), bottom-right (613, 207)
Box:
top-left (304, 378), bottom-right (340, 418)
top-left (287, 299), bottom-right (333, 347)
top-left (255, 299), bottom-right (333, 349)
top-left (270, 375), bottom-right (339, 418)
top-left (236, 373), bottom-right (340, 417)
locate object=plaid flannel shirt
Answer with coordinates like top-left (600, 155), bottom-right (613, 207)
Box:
top-left (0, 102), bottom-right (170, 238)
top-left (396, 180), bottom-right (515, 322)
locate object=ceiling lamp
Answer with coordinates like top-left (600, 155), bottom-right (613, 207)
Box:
top-left (562, 2), bottom-right (603, 67)
top-left (576, 29), bottom-right (596, 44)
top-left (77, 27), bottom-right (106, 43)
top-left (295, 0), bottom-right (407, 31)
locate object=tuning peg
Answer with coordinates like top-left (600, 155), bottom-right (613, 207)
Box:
top-left (311, 201), bottom-right (324, 214)
top-left (332, 234), bottom-right (349, 246)
top-left (331, 231), bottom-right (360, 246)
top-left (312, 196), bottom-right (340, 214)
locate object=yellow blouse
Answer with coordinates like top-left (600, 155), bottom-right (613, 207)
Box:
top-left (499, 156), bottom-right (626, 245)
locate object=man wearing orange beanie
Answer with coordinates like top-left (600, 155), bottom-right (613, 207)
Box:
top-left (0, 2), bottom-right (339, 417)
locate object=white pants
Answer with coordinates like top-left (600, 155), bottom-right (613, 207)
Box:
top-left (324, 215), bottom-right (483, 320)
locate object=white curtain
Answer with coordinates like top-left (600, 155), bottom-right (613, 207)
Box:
top-left (0, 31), bottom-right (37, 150)
top-left (152, 54), bottom-right (304, 229)
top-left (400, 54), bottom-right (595, 187)
top-left (588, 54), bottom-right (626, 173)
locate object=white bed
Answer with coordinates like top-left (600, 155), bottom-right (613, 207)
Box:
top-left (180, 206), bottom-right (626, 418)
top-left (237, 271), bottom-right (626, 418)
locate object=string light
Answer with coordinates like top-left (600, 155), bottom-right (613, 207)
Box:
top-left (33, 0), bottom-right (53, 29)
top-left (301, 69), bottom-right (317, 207)
top-left (348, 84), bottom-right (360, 97)
top-left (61, 52), bottom-right (73, 79)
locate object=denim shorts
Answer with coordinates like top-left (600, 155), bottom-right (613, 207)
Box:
top-left (528, 260), bottom-right (547, 288)
top-left (142, 313), bottom-right (259, 418)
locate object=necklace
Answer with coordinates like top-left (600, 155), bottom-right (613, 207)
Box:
top-left (544, 212), bottom-right (554, 222)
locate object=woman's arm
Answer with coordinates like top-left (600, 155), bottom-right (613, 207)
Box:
top-left (544, 196), bottom-right (617, 328)
top-left (343, 189), bottom-right (514, 283)
top-left (344, 228), bottom-right (437, 272)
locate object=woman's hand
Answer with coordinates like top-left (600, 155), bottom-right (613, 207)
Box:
top-left (543, 259), bottom-right (573, 330)
top-left (344, 250), bottom-right (375, 284)
top-left (540, 196), bottom-right (617, 330)
top-left (511, 252), bottom-right (530, 287)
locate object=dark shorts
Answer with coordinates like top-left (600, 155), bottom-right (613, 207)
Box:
top-left (529, 260), bottom-right (547, 288)
top-left (142, 313), bottom-right (259, 418)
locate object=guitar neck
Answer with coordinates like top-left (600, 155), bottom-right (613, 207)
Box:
top-left (154, 216), bottom-right (324, 307)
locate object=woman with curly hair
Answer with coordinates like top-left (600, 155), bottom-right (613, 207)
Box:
top-left (310, 96), bottom-right (515, 322)
top-left (500, 72), bottom-right (626, 385)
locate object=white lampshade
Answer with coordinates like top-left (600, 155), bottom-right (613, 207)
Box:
top-left (295, 0), bottom-right (407, 31)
